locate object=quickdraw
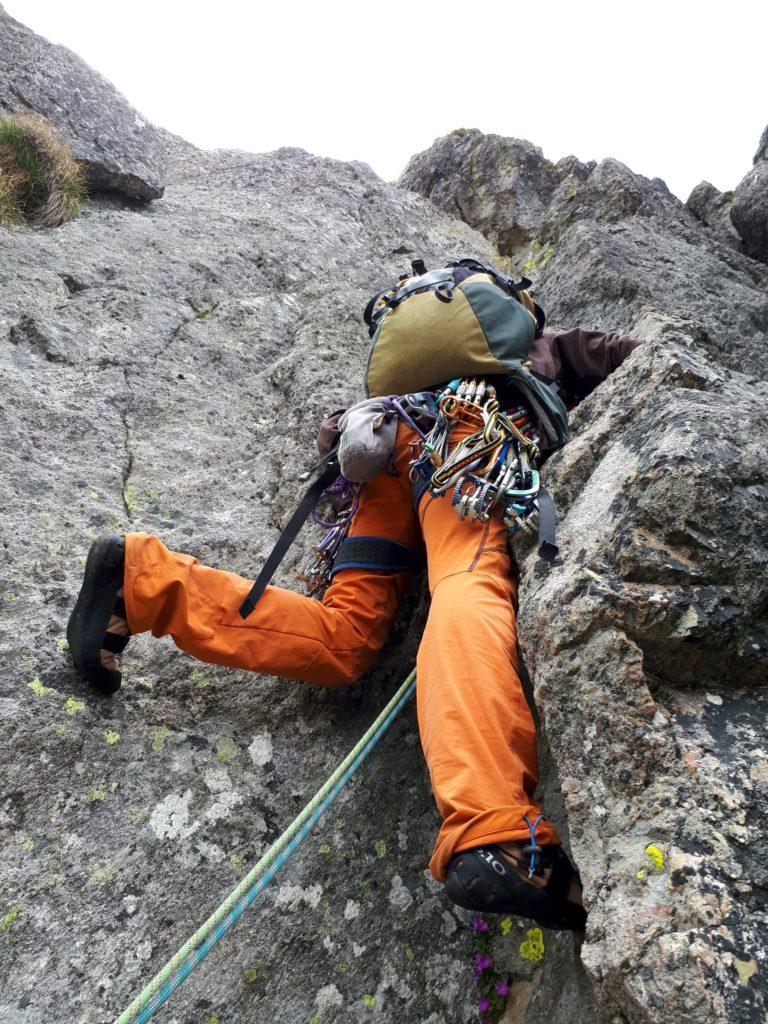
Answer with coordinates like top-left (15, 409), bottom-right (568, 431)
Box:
top-left (409, 378), bottom-right (542, 537)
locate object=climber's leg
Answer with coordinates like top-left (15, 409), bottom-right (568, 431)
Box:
top-left (415, 486), bottom-right (561, 883)
top-left (120, 427), bottom-right (422, 688)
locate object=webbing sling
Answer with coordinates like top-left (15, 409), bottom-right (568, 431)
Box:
top-left (239, 461), bottom-right (340, 618)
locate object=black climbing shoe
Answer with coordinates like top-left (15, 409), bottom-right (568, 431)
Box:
top-left (444, 844), bottom-right (587, 932)
top-left (67, 534), bottom-right (130, 695)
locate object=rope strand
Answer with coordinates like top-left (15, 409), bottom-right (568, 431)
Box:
top-left (113, 669), bottom-right (417, 1024)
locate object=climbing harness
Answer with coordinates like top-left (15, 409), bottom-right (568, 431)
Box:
top-left (112, 670), bottom-right (417, 1023)
top-left (240, 374), bottom-right (559, 619)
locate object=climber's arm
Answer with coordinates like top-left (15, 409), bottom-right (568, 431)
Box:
top-left (551, 328), bottom-right (644, 402)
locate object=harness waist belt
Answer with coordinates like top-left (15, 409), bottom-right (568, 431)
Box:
top-left (330, 536), bottom-right (423, 577)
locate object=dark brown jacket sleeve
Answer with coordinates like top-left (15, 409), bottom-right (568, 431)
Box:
top-left (543, 328), bottom-right (643, 403)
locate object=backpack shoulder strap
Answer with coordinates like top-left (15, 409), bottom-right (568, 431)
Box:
top-left (239, 461), bottom-right (341, 618)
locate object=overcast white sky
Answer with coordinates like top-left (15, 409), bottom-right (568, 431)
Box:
top-left (5, 0), bottom-right (766, 200)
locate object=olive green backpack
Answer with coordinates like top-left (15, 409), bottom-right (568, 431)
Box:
top-left (362, 257), bottom-right (569, 454)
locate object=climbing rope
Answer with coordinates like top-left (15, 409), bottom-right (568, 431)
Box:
top-left (113, 669), bottom-right (417, 1024)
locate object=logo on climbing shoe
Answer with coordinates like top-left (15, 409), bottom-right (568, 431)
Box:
top-left (478, 848), bottom-right (506, 875)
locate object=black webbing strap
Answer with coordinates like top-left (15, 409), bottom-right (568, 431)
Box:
top-left (330, 536), bottom-right (423, 578)
top-left (239, 462), bottom-right (340, 619)
top-left (102, 631), bottom-right (131, 653)
top-left (537, 485), bottom-right (559, 562)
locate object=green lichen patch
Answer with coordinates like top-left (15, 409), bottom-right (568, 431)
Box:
top-left (123, 483), bottom-right (139, 512)
top-left (151, 725), bottom-right (169, 751)
top-left (19, 837), bottom-right (35, 852)
top-left (637, 842), bottom-right (666, 878)
top-left (229, 852), bottom-right (245, 869)
top-left (0, 906), bottom-right (22, 934)
top-left (216, 737), bottom-right (238, 764)
top-left (104, 729), bottom-right (120, 745)
top-left (28, 676), bottom-right (55, 698)
top-left (318, 843), bottom-right (331, 855)
top-left (54, 724), bottom-right (69, 738)
top-left (519, 926), bottom-right (545, 961)
top-left (374, 839), bottom-right (386, 859)
top-left (190, 668), bottom-right (208, 688)
top-left (85, 787), bottom-right (106, 804)
top-left (243, 967), bottom-right (258, 983)
top-left (55, 635), bottom-right (69, 651)
top-left (63, 697), bottom-right (85, 716)
top-left (204, 1013), bottom-right (220, 1024)
top-left (88, 861), bottom-right (116, 886)
top-left (363, 994), bottom-right (376, 1007)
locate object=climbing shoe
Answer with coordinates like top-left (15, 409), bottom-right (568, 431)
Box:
top-left (444, 843), bottom-right (587, 932)
top-left (67, 533), bottom-right (131, 695)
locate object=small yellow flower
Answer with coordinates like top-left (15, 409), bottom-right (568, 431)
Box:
top-left (645, 844), bottom-right (665, 871)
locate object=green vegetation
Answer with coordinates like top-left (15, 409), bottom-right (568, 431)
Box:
top-left (0, 906), bottom-right (22, 934)
top-left (28, 676), bottom-right (54, 698)
top-left (152, 725), bottom-right (170, 751)
top-left (216, 737), bottom-right (238, 764)
top-left (0, 112), bottom-right (85, 228)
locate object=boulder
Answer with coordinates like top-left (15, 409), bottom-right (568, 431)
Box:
top-left (398, 128), bottom-right (560, 254)
top-left (517, 330), bottom-right (768, 1023)
top-left (731, 124), bottom-right (768, 264)
top-left (0, 3), bottom-right (170, 199)
top-left (685, 180), bottom-right (740, 247)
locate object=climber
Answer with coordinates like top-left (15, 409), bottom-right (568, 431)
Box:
top-left (68, 259), bottom-right (642, 934)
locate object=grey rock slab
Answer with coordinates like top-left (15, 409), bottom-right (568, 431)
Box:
top-left (0, 4), bottom-right (170, 199)
top-left (0, 145), bottom-right (510, 1024)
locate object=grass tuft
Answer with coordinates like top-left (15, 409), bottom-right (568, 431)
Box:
top-left (0, 111), bottom-right (85, 228)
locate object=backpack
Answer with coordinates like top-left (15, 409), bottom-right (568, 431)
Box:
top-left (362, 257), bottom-right (569, 454)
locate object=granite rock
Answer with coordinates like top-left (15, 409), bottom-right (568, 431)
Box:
top-left (400, 130), bottom-right (768, 378)
top-left (731, 124), bottom-right (768, 264)
top-left (0, 3), bottom-right (171, 199)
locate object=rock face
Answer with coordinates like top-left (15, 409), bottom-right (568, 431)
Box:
top-left (685, 180), bottom-right (740, 247)
top-left (0, 3), bottom-right (170, 199)
top-left (400, 130), bottom-right (768, 378)
top-left (517, 334), bottom-right (768, 1024)
top-left (402, 124), bottom-right (768, 1023)
top-left (0, 145), bottom-right (559, 1024)
top-left (731, 124), bottom-right (768, 264)
top-left (2, 16), bottom-right (768, 1024)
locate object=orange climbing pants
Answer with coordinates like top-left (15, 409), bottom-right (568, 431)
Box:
top-left (123, 421), bottom-right (560, 881)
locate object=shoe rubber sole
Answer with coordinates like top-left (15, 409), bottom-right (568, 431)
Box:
top-left (67, 533), bottom-right (125, 695)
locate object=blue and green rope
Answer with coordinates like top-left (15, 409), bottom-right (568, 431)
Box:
top-left (113, 669), bottom-right (416, 1023)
